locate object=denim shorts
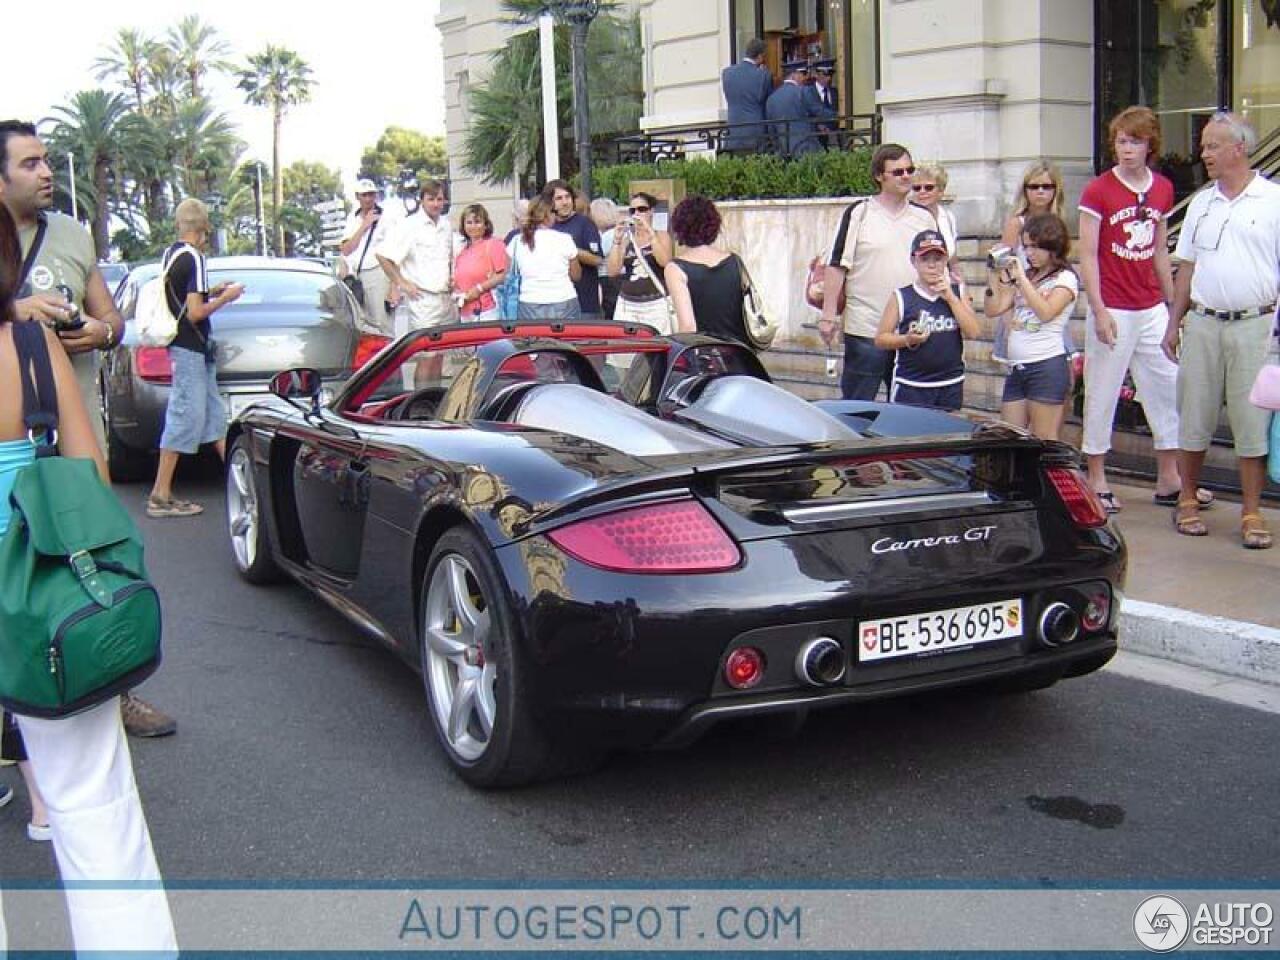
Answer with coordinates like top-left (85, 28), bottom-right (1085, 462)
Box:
top-left (1002, 354), bottom-right (1069, 405)
top-left (159, 345), bottom-right (227, 454)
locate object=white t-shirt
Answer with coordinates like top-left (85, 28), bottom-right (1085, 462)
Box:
top-left (1007, 269), bottom-right (1079, 365)
top-left (512, 229), bottom-right (578, 304)
top-left (835, 199), bottom-right (936, 338)
top-left (1173, 172), bottom-right (1280, 312)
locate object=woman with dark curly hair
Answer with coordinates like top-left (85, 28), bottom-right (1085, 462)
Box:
top-left (663, 196), bottom-right (751, 346)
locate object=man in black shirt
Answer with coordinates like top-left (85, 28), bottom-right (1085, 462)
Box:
top-left (542, 180), bottom-right (603, 317)
top-left (147, 198), bottom-right (242, 518)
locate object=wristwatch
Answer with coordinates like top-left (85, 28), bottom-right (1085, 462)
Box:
top-left (100, 321), bottom-right (117, 351)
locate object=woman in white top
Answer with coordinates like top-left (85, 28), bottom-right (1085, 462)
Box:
top-left (983, 212), bottom-right (1079, 441)
top-left (911, 162), bottom-right (958, 261)
top-left (512, 196), bottom-right (582, 321)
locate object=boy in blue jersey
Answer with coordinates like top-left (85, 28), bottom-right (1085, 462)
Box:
top-left (874, 230), bottom-right (981, 411)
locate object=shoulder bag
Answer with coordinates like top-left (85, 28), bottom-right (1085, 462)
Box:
top-left (624, 233), bottom-right (677, 334)
top-left (341, 212), bottom-right (379, 307)
top-left (0, 322), bottom-right (162, 718)
top-left (496, 237), bottom-right (522, 321)
top-left (805, 198), bottom-right (868, 313)
top-left (735, 255), bottom-right (779, 350)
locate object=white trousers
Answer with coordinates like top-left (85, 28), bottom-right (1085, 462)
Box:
top-left (1082, 303), bottom-right (1180, 454)
top-left (10, 698), bottom-right (177, 956)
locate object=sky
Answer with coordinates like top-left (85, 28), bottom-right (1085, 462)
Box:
top-left (2, 0), bottom-right (448, 197)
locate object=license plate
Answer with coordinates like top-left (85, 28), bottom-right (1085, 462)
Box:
top-left (858, 598), bottom-right (1022, 663)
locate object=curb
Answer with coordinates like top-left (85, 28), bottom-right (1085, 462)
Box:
top-left (1120, 599), bottom-right (1280, 687)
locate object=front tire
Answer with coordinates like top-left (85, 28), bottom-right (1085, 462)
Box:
top-left (420, 527), bottom-right (562, 787)
top-left (226, 436), bottom-right (281, 584)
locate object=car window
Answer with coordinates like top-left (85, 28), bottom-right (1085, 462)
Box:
top-left (209, 270), bottom-right (348, 314)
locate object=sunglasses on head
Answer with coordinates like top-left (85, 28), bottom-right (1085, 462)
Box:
top-left (629, 205), bottom-right (651, 213)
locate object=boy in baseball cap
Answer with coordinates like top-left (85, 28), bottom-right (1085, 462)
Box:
top-left (873, 229), bottom-right (980, 411)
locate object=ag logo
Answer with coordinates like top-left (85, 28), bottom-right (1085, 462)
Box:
top-left (29, 265), bottom-right (54, 290)
top-left (1134, 895), bottom-right (1189, 952)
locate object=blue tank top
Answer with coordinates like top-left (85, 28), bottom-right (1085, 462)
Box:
top-left (0, 438), bottom-right (36, 534)
top-left (891, 283), bottom-right (965, 388)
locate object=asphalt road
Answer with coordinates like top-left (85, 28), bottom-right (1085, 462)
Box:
top-left (4, 472), bottom-right (1279, 887)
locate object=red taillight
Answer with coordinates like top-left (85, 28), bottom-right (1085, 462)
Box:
top-left (725, 647), bottom-right (765, 690)
top-left (135, 347), bottom-right (173, 384)
top-left (1081, 591), bottom-right (1111, 632)
top-left (547, 499), bottom-right (740, 573)
top-left (1045, 467), bottom-right (1108, 529)
top-left (353, 333), bottom-right (391, 369)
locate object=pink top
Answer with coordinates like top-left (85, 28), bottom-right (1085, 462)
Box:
top-left (453, 236), bottom-right (510, 317)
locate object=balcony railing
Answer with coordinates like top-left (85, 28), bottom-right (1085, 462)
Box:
top-left (591, 112), bottom-right (882, 167)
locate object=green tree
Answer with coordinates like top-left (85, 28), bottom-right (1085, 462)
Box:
top-left (238, 45), bottom-right (314, 255)
top-left (281, 160), bottom-right (343, 255)
top-left (93, 28), bottom-right (155, 112)
top-left (170, 98), bottom-right (243, 199)
top-left (166, 15), bottom-right (234, 100)
top-left (359, 126), bottom-right (447, 189)
top-left (463, 7), bottom-right (642, 192)
top-left (44, 90), bottom-right (132, 257)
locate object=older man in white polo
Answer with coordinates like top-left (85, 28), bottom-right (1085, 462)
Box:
top-left (1164, 112), bottom-right (1280, 548)
top-left (339, 178), bottom-right (394, 334)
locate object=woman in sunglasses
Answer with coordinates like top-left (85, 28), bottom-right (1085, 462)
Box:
top-left (606, 192), bottom-right (674, 332)
top-left (1000, 160), bottom-right (1065, 251)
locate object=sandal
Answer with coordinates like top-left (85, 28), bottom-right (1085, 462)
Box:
top-left (1096, 491), bottom-right (1121, 515)
top-left (146, 496), bottom-right (204, 518)
top-left (1173, 500), bottom-right (1208, 537)
top-left (1153, 487), bottom-right (1215, 509)
top-left (1241, 513), bottom-right (1273, 550)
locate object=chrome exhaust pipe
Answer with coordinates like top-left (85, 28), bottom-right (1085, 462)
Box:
top-left (1038, 602), bottom-right (1080, 648)
top-left (795, 637), bottom-right (846, 686)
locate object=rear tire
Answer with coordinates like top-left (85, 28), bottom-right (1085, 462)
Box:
top-left (420, 527), bottom-right (578, 787)
top-left (106, 428), bottom-right (154, 483)
top-left (226, 436), bottom-right (282, 584)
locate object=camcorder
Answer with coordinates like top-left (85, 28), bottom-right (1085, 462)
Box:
top-left (987, 245), bottom-right (1017, 271)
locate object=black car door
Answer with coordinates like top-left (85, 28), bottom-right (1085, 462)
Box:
top-left (291, 411), bottom-right (371, 580)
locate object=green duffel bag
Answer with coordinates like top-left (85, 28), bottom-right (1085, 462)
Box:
top-left (0, 322), bottom-right (161, 718)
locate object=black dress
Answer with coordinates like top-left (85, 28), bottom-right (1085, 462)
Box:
top-left (675, 255), bottom-right (749, 346)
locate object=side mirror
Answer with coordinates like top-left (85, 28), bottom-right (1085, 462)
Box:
top-left (269, 367), bottom-right (322, 401)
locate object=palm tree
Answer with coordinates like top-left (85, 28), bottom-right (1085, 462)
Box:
top-left (93, 28), bottom-right (154, 111)
top-left (238, 45), bottom-right (313, 255)
top-left (44, 90), bottom-right (132, 257)
top-left (165, 15), bottom-right (233, 100)
top-left (170, 98), bottom-right (243, 199)
top-left (464, 7), bottom-right (641, 191)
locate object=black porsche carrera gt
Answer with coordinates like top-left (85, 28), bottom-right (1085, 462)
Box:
top-left (224, 320), bottom-right (1125, 786)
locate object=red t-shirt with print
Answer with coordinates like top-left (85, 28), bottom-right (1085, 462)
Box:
top-left (1078, 168), bottom-right (1174, 310)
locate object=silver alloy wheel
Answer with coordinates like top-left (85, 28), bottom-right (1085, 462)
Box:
top-left (226, 445), bottom-right (258, 571)
top-left (423, 554), bottom-right (498, 762)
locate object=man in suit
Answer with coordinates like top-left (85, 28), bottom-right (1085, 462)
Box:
top-left (721, 38), bottom-right (773, 154)
top-left (766, 60), bottom-right (825, 157)
top-left (804, 59), bottom-right (839, 148)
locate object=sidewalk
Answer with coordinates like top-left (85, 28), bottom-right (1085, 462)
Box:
top-left (1104, 479), bottom-right (1280, 685)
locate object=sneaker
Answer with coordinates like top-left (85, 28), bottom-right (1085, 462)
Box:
top-left (146, 496), bottom-right (203, 518)
top-left (27, 821), bottom-right (51, 842)
top-left (0, 783), bottom-right (12, 809)
top-left (121, 693), bottom-right (177, 738)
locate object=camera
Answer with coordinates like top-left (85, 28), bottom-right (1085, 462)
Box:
top-left (987, 245), bottom-right (1016, 271)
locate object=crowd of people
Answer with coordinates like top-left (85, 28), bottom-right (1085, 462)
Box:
top-left (815, 107), bottom-right (1278, 550)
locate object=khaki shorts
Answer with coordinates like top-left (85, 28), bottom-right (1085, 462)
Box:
top-left (1176, 309), bottom-right (1272, 457)
top-left (405, 291), bottom-right (458, 330)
